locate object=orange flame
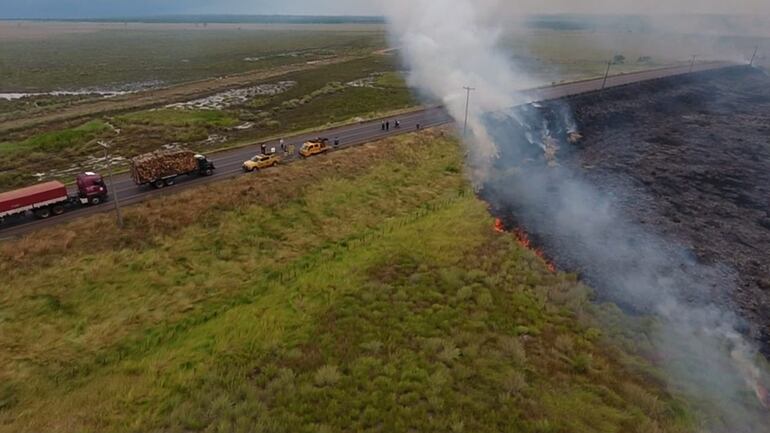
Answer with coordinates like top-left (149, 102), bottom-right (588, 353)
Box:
top-left (494, 218), bottom-right (506, 233)
top-left (493, 219), bottom-right (556, 273)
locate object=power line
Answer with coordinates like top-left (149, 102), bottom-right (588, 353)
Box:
top-left (601, 60), bottom-right (612, 90)
top-left (98, 141), bottom-right (124, 229)
top-left (462, 86), bottom-right (475, 138)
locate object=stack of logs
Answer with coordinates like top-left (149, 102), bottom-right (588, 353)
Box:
top-left (130, 149), bottom-right (197, 184)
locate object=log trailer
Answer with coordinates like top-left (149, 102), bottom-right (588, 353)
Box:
top-left (129, 149), bottom-right (215, 188)
top-left (0, 172), bottom-right (108, 223)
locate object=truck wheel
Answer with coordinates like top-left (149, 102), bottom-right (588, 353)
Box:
top-left (153, 180), bottom-right (165, 189)
top-left (90, 196), bottom-right (102, 205)
top-left (52, 205), bottom-right (65, 216)
top-left (164, 178), bottom-right (175, 186)
top-left (35, 207), bottom-right (52, 219)
top-left (204, 168), bottom-right (214, 176)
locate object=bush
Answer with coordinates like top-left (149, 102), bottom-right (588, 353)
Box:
top-left (571, 353), bottom-right (593, 374)
top-left (3, 120), bottom-right (109, 155)
top-left (314, 365), bottom-right (342, 387)
top-left (498, 336), bottom-right (527, 365)
top-left (501, 370), bottom-right (528, 395)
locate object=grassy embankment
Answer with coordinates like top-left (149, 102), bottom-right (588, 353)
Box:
top-left (0, 130), bottom-right (692, 432)
top-left (0, 55), bottom-right (416, 192)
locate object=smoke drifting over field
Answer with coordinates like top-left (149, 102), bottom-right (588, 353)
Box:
top-left (383, 0), bottom-right (770, 430)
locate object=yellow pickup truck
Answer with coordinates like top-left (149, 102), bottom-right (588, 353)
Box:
top-left (300, 138), bottom-right (331, 158)
top-left (242, 153), bottom-right (280, 172)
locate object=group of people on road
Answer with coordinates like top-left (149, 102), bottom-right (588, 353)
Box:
top-left (260, 143), bottom-right (277, 155)
top-left (261, 139), bottom-right (292, 155)
top-left (381, 119), bottom-right (402, 131)
top-left (382, 119), bottom-right (422, 131)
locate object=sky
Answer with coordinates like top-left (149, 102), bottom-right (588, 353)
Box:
top-left (1, 0), bottom-right (769, 19)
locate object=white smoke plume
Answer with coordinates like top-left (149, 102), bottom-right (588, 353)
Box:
top-left (382, 0), bottom-right (538, 181)
top-left (382, 0), bottom-right (770, 431)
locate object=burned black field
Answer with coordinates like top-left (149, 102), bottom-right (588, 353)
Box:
top-left (573, 67), bottom-right (770, 352)
top-left (483, 66), bottom-right (770, 356)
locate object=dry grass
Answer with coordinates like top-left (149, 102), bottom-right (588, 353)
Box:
top-left (0, 130), bottom-right (694, 432)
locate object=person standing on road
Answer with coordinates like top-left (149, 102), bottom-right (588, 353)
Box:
top-left (386, 121), bottom-right (390, 131)
top-left (381, 121), bottom-right (386, 131)
top-left (261, 143), bottom-right (267, 154)
top-left (279, 138), bottom-right (285, 153)
top-left (334, 137), bottom-right (340, 147)
top-left (416, 123), bottom-right (421, 130)
top-left (395, 120), bottom-right (400, 129)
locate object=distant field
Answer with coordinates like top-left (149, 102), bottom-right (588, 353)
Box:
top-left (0, 131), bottom-right (693, 432)
top-left (4, 21), bottom-right (760, 93)
top-left (0, 22), bottom-right (387, 91)
top-left (506, 29), bottom-right (765, 84)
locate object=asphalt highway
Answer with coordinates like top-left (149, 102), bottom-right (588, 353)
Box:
top-left (0, 61), bottom-right (737, 239)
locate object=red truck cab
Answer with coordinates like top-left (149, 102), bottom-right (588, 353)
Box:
top-left (0, 172), bottom-right (107, 223)
top-left (76, 172), bottom-right (108, 205)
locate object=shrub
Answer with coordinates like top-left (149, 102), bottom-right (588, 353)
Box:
top-left (437, 342), bottom-right (461, 364)
top-left (554, 335), bottom-right (575, 355)
top-left (498, 336), bottom-right (527, 365)
top-left (571, 353), bottom-right (593, 374)
top-left (456, 286), bottom-right (473, 301)
top-left (0, 383), bottom-right (17, 411)
top-left (314, 365), bottom-right (341, 387)
top-left (501, 369), bottom-right (528, 395)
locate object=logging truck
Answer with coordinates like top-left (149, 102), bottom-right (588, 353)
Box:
top-left (0, 172), bottom-right (108, 223)
top-left (129, 149), bottom-right (215, 188)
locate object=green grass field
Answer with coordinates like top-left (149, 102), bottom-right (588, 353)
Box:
top-left (0, 27), bottom-right (386, 92)
top-left (0, 131), bottom-right (693, 432)
top-left (0, 119), bottom-right (108, 156)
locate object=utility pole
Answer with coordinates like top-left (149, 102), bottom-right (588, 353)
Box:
top-left (99, 141), bottom-right (123, 228)
top-left (462, 86), bottom-right (475, 138)
top-left (689, 55), bottom-right (697, 73)
top-left (750, 46), bottom-right (759, 66)
top-left (601, 60), bottom-right (612, 90)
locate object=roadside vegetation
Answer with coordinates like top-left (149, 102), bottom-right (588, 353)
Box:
top-left (0, 130), bottom-right (693, 432)
top-left (117, 109), bottom-right (240, 128)
top-left (0, 120), bottom-right (108, 156)
top-left (0, 120), bottom-right (111, 190)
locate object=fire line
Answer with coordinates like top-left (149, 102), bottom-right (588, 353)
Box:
top-left (494, 218), bottom-right (557, 273)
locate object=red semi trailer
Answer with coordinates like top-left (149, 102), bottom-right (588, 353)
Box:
top-left (0, 173), bottom-right (108, 222)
